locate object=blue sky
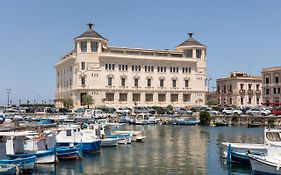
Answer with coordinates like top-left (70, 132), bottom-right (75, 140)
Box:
top-left (0, 0), bottom-right (280, 106)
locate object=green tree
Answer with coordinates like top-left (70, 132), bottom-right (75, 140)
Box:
top-left (166, 105), bottom-right (173, 111)
top-left (82, 94), bottom-right (94, 109)
top-left (62, 97), bottom-right (74, 109)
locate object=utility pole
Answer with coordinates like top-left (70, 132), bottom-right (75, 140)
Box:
top-left (6, 89), bottom-right (11, 107)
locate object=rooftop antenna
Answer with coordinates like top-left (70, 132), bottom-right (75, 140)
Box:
top-left (188, 32), bottom-right (193, 39)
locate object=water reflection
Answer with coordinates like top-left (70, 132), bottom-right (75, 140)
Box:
top-left (31, 125), bottom-right (264, 174)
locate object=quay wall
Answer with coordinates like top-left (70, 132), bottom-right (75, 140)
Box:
top-left (210, 115), bottom-right (281, 126)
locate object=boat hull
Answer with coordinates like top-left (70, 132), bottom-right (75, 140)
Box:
top-left (101, 138), bottom-right (119, 147)
top-left (82, 140), bottom-right (101, 153)
top-left (56, 145), bottom-right (82, 160)
top-left (0, 155), bottom-right (36, 171)
top-left (250, 155), bottom-right (281, 175)
top-left (9, 149), bottom-right (56, 164)
top-left (0, 164), bottom-right (17, 175)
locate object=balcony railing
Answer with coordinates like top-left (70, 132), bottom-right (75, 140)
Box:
top-left (239, 89), bottom-right (246, 95)
top-left (255, 90), bottom-right (261, 95)
top-left (247, 89), bottom-right (254, 95)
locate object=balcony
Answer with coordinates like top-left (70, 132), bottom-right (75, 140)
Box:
top-left (227, 90), bottom-right (233, 94)
top-left (255, 90), bottom-right (261, 95)
top-left (106, 85), bottom-right (115, 89)
top-left (239, 89), bottom-right (246, 95)
top-left (247, 89), bottom-right (254, 95)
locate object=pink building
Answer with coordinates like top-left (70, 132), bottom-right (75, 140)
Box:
top-left (216, 72), bottom-right (262, 107)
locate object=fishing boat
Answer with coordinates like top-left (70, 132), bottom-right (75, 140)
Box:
top-left (249, 154), bottom-right (281, 175)
top-left (0, 131), bottom-right (37, 172)
top-left (0, 164), bottom-right (17, 175)
top-left (13, 130), bottom-right (57, 164)
top-left (222, 128), bottom-right (281, 164)
top-left (106, 133), bottom-right (132, 144)
top-left (147, 116), bottom-right (159, 124)
top-left (213, 119), bottom-right (228, 126)
top-left (56, 125), bottom-right (83, 159)
top-left (56, 144), bottom-right (82, 160)
top-left (115, 130), bottom-right (146, 142)
top-left (80, 128), bottom-right (101, 153)
top-left (177, 118), bottom-right (200, 125)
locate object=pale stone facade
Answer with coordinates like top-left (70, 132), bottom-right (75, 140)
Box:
top-left (55, 24), bottom-right (207, 109)
top-left (262, 66), bottom-right (281, 104)
top-left (217, 72), bottom-right (262, 107)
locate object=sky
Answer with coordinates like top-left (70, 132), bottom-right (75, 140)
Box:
top-left (0, 0), bottom-right (280, 106)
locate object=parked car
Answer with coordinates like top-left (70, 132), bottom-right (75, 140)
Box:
top-left (205, 108), bottom-right (220, 115)
top-left (176, 107), bottom-right (193, 115)
top-left (84, 109), bottom-right (106, 119)
top-left (272, 107), bottom-right (281, 116)
top-left (134, 107), bottom-right (149, 114)
top-left (116, 107), bottom-right (131, 114)
top-left (222, 107), bottom-right (243, 116)
top-left (246, 108), bottom-right (270, 116)
top-left (147, 107), bottom-right (155, 114)
top-left (58, 108), bottom-right (71, 114)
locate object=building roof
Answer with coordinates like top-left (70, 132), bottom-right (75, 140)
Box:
top-left (177, 33), bottom-right (205, 47)
top-left (75, 23), bottom-right (107, 41)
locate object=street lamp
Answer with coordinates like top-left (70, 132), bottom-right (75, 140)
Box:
top-left (207, 78), bottom-right (212, 92)
top-left (6, 89), bottom-right (11, 107)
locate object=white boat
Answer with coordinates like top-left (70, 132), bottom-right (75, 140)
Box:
top-left (100, 138), bottom-right (119, 147)
top-left (148, 116), bottom-right (159, 124)
top-left (249, 154), bottom-right (281, 174)
top-left (115, 130), bottom-right (146, 142)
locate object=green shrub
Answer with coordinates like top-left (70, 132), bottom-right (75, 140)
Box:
top-left (199, 111), bottom-right (210, 124)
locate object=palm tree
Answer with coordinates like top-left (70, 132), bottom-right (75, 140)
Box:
top-left (82, 94), bottom-right (94, 109)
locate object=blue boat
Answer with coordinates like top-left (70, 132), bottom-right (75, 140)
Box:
top-left (81, 140), bottom-right (101, 153)
top-left (0, 155), bottom-right (36, 172)
top-left (226, 144), bottom-right (263, 164)
top-left (56, 144), bottom-right (82, 160)
top-left (0, 114), bottom-right (5, 124)
top-left (9, 149), bottom-right (56, 164)
top-left (177, 118), bottom-right (200, 125)
top-left (0, 164), bottom-right (17, 175)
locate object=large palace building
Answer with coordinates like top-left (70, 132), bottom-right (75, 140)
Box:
top-left (55, 24), bottom-right (207, 108)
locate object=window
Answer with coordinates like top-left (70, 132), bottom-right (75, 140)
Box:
top-left (133, 93), bottom-right (140, 102)
top-left (81, 41), bottom-right (87, 52)
top-left (196, 49), bottom-right (202, 58)
top-left (241, 98), bottom-right (244, 105)
top-left (81, 62), bottom-right (85, 70)
top-left (257, 98), bottom-right (260, 105)
top-left (171, 94), bottom-right (178, 102)
top-left (185, 80), bottom-right (189, 87)
top-left (81, 77), bottom-right (85, 86)
top-left (57, 71), bottom-right (60, 77)
top-left (145, 94), bottom-right (153, 102)
top-left (91, 41), bottom-right (98, 52)
top-left (119, 93), bottom-right (127, 101)
top-left (265, 77), bottom-right (270, 84)
top-left (134, 78), bottom-right (139, 87)
top-left (158, 94), bottom-right (166, 102)
top-left (108, 77), bottom-right (112, 86)
top-left (160, 79), bottom-right (164, 87)
top-left (66, 130), bottom-right (72, 136)
top-left (185, 49), bottom-right (192, 58)
top-left (172, 80), bottom-right (177, 88)
top-left (120, 78), bottom-right (126, 87)
top-left (240, 84), bottom-right (244, 90)
top-left (266, 89), bottom-right (270, 95)
top-left (119, 64), bottom-right (128, 71)
top-left (147, 79), bottom-right (151, 87)
top-left (256, 84), bottom-right (260, 90)
top-left (248, 84), bottom-right (252, 90)
top-left (106, 93), bottom-right (114, 101)
top-left (183, 94), bottom-right (191, 102)
top-left (230, 98), bottom-right (232, 105)
top-left (276, 76), bottom-right (279, 83)
top-left (248, 97), bottom-right (252, 104)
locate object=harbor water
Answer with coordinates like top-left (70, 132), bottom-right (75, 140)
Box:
top-left (32, 125), bottom-right (264, 175)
